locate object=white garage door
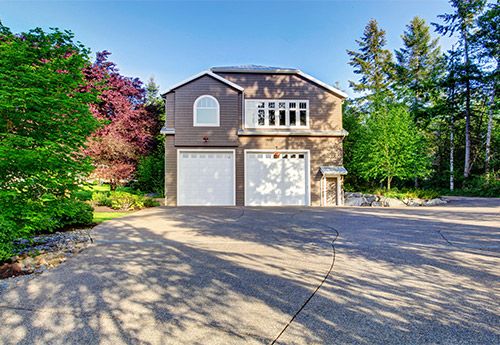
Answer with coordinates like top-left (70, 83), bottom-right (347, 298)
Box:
top-left (178, 150), bottom-right (235, 206)
top-left (245, 151), bottom-right (308, 206)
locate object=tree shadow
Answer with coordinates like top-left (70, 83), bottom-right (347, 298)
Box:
top-left (0, 204), bottom-right (499, 344)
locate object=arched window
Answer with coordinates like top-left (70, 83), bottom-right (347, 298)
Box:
top-left (193, 95), bottom-right (220, 127)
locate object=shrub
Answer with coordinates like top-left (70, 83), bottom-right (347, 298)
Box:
top-left (74, 189), bottom-right (93, 201)
top-left (0, 192), bottom-right (94, 262)
top-left (143, 198), bottom-right (160, 208)
top-left (109, 191), bottom-right (144, 210)
top-left (134, 149), bottom-right (164, 196)
top-left (461, 175), bottom-right (500, 197)
top-left (369, 187), bottom-right (440, 200)
top-left (92, 192), bottom-right (112, 207)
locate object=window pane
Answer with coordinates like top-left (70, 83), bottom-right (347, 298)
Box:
top-left (299, 102), bottom-right (307, 109)
top-left (268, 102), bottom-right (275, 109)
top-left (269, 110), bottom-right (276, 125)
top-left (258, 109), bottom-right (265, 126)
top-left (279, 102), bottom-right (286, 109)
top-left (289, 102), bottom-right (296, 109)
top-left (279, 110), bottom-right (286, 126)
top-left (197, 108), bottom-right (218, 124)
top-left (204, 97), bottom-right (217, 108)
top-left (290, 110), bottom-right (296, 126)
top-left (300, 110), bottom-right (307, 126)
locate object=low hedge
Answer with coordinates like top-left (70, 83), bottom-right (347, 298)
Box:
top-left (0, 192), bottom-right (94, 262)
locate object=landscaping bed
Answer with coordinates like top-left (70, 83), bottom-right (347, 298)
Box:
top-left (345, 192), bottom-right (447, 207)
top-left (0, 228), bottom-right (93, 282)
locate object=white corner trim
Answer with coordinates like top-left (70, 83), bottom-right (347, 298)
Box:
top-left (160, 127), bottom-right (175, 135)
top-left (237, 129), bottom-right (349, 137)
top-left (162, 70), bottom-right (244, 94)
top-left (296, 71), bottom-right (348, 99)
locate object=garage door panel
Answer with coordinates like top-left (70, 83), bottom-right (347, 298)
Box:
top-left (178, 151), bottom-right (234, 206)
top-left (246, 152), bottom-right (308, 206)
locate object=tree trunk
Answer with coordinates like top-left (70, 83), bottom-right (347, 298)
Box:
top-left (485, 89), bottom-right (495, 174)
top-left (387, 176), bottom-right (392, 190)
top-left (463, 35), bottom-right (472, 178)
top-left (450, 115), bottom-right (455, 191)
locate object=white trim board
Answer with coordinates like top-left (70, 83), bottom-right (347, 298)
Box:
top-left (163, 71), bottom-right (244, 95)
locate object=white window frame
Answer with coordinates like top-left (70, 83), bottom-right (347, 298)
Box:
top-left (193, 95), bottom-right (220, 127)
top-left (245, 99), bottom-right (309, 129)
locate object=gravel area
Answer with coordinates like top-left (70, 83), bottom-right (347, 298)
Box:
top-left (0, 228), bottom-right (93, 290)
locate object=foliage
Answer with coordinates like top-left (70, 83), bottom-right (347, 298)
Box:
top-left (441, 174), bottom-right (500, 197)
top-left (133, 145), bottom-right (164, 195)
top-left (347, 19), bottom-right (394, 103)
top-left (92, 191), bottom-right (112, 207)
top-left (91, 189), bottom-right (159, 210)
top-left (0, 192), bottom-right (93, 261)
top-left (346, 5), bottom-right (499, 193)
top-left (351, 101), bottom-right (431, 189)
top-left (395, 16), bottom-right (444, 128)
top-left (370, 188), bottom-right (441, 200)
top-left (84, 51), bottom-right (156, 190)
top-left (0, 23), bottom-right (98, 261)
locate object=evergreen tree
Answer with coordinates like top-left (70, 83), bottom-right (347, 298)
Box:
top-left (347, 19), bottom-right (394, 105)
top-left (433, 0), bottom-right (486, 178)
top-left (395, 16), bottom-right (444, 127)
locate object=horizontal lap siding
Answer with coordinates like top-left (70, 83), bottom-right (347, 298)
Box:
top-left (165, 136), bottom-right (177, 206)
top-left (173, 75), bottom-right (240, 147)
top-left (216, 73), bottom-right (343, 130)
top-left (237, 137), bottom-right (343, 206)
top-left (165, 72), bottom-right (345, 206)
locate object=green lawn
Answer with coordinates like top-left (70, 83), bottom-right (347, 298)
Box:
top-left (93, 211), bottom-right (131, 223)
top-left (86, 184), bottom-right (111, 192)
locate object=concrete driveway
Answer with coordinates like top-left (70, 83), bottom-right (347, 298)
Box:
top-left (0, 197), bottom-right (499, 344)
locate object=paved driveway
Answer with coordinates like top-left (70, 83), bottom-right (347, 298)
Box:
top-left (0, 197), bottom-right (499, 344)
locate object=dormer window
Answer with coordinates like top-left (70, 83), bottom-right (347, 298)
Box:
top-left (194, 95), bottom-right (220, 127)
top-left (245, 99), bottom-right (309, 128)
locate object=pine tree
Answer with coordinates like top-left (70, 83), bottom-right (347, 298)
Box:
top-left (433, 0), bottom-right (486, 178)
top-left (347, 19), bottom-right (394, 105)
top-left (395, 16), bottom-right (443, 127)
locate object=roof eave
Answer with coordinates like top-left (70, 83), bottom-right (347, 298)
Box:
top-left (161, 70), bottom-right (244, 95)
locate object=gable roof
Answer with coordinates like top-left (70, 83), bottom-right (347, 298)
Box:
top-left (211, 65), bottom-right (348, 99)
top-left (162, 70), bottom-right (244, 96)
top-left (163, 65), bottom-right (348, 99)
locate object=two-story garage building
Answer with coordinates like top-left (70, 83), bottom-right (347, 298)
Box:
top-left (161, 65), bottom-right (348, 207)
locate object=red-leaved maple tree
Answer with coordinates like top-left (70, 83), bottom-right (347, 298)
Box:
top-left (84, 51), bottom-right (155, 189)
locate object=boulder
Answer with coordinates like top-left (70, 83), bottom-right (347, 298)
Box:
top-left (344, 197), bottom-right (366, 207)
top-left (404, 198), bottom-right (425, 206)
top-left (424, 198), bottom-right (447, 206)
top-left (381, 197), bottom-right (406, 207)
top-left (371, 201), bottom-right (383, 207)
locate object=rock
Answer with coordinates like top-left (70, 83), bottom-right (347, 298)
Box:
top-left (363, 194), bottom-right (377, 204)
top-left (11, 262), bottom-right (23, 274)
top-left (371, 201), bottom-right (383, 207)
top-left (424, 198), bottom-right (447, 206)
top-left (345, 197), bottom-right (367, 206)
top-left (381, 197), bottom-right (406, 207)
top-left (405, 198), bottom-right (425, 206)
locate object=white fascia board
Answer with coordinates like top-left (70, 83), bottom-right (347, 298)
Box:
top-left (296, 71), bottom-right (348, 99)
top-left (162, 70), bottom-right (244, 95)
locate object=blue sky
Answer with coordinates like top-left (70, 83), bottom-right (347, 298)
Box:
top-left (1, 0), bottom-right (455, 96)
